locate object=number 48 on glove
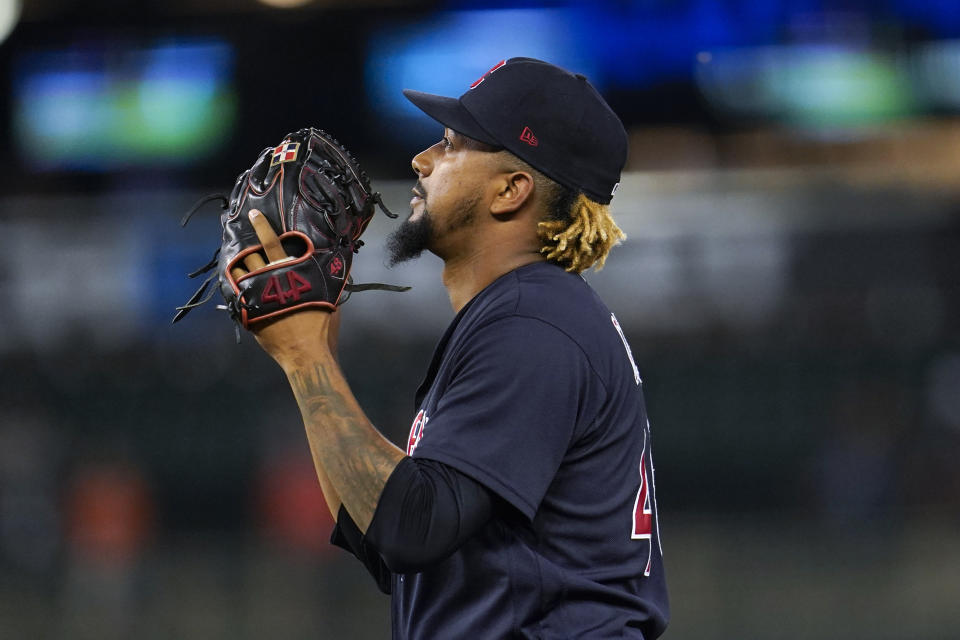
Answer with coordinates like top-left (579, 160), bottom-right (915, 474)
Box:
top-left (173, 127), bottom-right (409, 329)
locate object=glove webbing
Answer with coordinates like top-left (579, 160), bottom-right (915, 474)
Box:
top-left (172, 194), bottom-right (230, 324)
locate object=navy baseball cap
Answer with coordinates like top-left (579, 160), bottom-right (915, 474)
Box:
top-left (403, 57), bottom-right (628, 204)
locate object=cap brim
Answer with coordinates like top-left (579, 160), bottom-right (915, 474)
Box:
top-left (402, 89), bottom-right (500, 147)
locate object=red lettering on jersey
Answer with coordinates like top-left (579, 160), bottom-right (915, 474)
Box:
top-left (632, 449), bottom-right (654, 576)
top-left (406, 410), bottom-right (429, 455)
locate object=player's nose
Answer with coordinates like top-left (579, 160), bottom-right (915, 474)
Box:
top-left (411, 146), bottom-right (433, 177)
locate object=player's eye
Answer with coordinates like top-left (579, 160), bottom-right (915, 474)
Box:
top-left (442, 136), bottom-right (453, 150)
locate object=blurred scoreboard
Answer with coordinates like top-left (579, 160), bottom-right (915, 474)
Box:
top-left (12, 38), bottom-right (236, 171)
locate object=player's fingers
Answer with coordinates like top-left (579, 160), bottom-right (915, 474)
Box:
top-left (230, 266), bottom-right (247, 281)
top-left (243, 252), bottom-right (267, 271)
top-left (249, 209), bottom-right (288, 263)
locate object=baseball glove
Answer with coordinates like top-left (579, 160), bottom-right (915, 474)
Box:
top-left (173, 127), bottom-right (408, 329)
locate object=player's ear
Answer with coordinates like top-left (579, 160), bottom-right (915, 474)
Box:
top-left (489, 171), bottom-right (534, 217)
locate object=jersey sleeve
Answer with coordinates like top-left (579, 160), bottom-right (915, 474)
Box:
top-left (329, 506), bottom-right (393, 594)
top-left (410, 315), bottom-right (599, 520)
top-left (365, 457), bottom-right (495, 573)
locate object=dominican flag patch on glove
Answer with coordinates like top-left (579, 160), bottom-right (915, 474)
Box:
top-left (271, 141), bottom-right (300, 166)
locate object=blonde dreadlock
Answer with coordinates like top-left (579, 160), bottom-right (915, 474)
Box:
top-left (492, 149), bottom-right (625, 273)
top-left (538, 193), bottom-right (624, 273)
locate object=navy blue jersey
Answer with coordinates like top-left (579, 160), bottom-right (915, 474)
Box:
top-left (396, 261), bottom-right (668, 639)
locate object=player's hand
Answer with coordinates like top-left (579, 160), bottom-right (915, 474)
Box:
top-left (236, 209), bottom-right (341, 365)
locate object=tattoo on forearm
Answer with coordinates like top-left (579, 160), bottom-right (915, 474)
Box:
top-left (288, 364), bottom-right (401, 527)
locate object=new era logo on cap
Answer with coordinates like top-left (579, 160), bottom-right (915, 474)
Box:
top-left (519, 126), bottom-right (539, 147)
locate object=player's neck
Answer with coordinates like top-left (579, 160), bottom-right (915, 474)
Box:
top-left (439, 202), bottom-right (546, 313)
top-left (441, 250), bottom-right (544, 313)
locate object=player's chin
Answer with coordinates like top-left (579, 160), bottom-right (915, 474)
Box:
top-left (386, 210), bottom-right (433, 266)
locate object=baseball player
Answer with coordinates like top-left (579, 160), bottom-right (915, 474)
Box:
top-left (238, 58), bottom-right (669, 638)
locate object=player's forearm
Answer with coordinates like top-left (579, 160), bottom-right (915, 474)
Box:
top-left (285, 354), bottom-right (406, 533)
top-left (309, 458), bottom-right (342, 521)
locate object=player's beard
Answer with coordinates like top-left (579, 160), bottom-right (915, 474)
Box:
top-left (386, 209), bottom-right (433, 266)
top-left (387, 190), bottom-right (479, 266)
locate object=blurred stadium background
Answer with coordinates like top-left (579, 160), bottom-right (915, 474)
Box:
top-left (1, 0), bottom-right (959, 638)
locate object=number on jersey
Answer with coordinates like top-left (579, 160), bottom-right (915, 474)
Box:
top-left (632, 427), bottom-right (661, 577)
